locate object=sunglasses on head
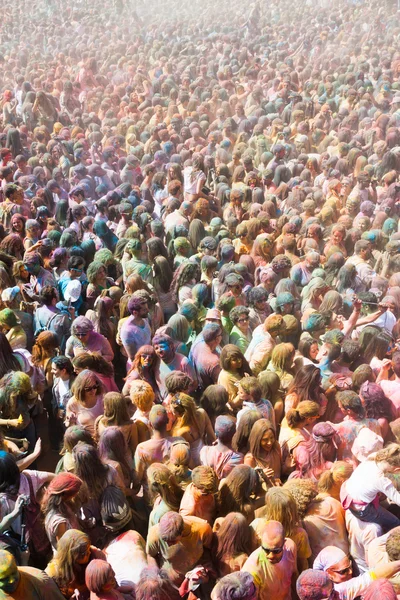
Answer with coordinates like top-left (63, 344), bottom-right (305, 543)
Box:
top-left (262, 546), bottom-right (283, 555)
top-left (84, 385), bottom-right (97, 392)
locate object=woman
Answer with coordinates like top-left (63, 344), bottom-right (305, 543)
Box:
top-left (85, 559), bottom-right (134, 600)
top-left (218, 345), bottom-right (252, 408)
top-left (123, 345), bottom-right (159, 400)
top-left (41, 472), bottom-right (82, 551)
top-left (31, 331), bottom-right (59, 390)
top-left (183, 154), bottom-right (208, 202)
top-left (10, 214), bottom-right (26, 239)
top-left (247, 287), bottom-right (271, 331)
top-left (46, 529), bottom-right (105, 599)
top-left (171, 262), bottom-right (201, 308)
top-left (253, 487), bottom-right (311, 573)
top-left (294, 338), bottom-right (319, 371)
top-left (85, 297), bottom-right (117, 353)
top-left (318, 461), bottom-right (353, 502)
top-left (167, 314), bottom-right (191, 356)
top-left (359, 382), bottom-right (393, 440)
top-left (341, 443), bottom-right (400, 529)
top-left (153, 256), bottom-right (176, 322)
top-left (98, 427), bottom-right (134, 496)
top-left (86, 262), bottom-right (115, 310)
top-left (232, 410), bottom-right (262, 455)
top-left (95, 392), bottom-right (138, 459)
top-left (285, 365), bottom-right (327, 415)
top-left (166, 442), bottom-right (192, 490)
top-left (59, 425), bottom-right (95, 474)
top-left (267, 343), bottom-right (295, 394)
top-left (244, 419), bottom-right (281, 484)
top-left (217, 464), bottom-right (261, 523)
top-left (199, 385), bottom-right (234, 428)
top-left (65, 370), bottom-right (105, 436)
top-left (292, 422), bottom-right (339, 480)
top-left (279, 401), bottom-right (321, 477)
top-left (147, 463), bottom-right (183, 527)
top-left (0, 308), bottom-right (27, 350)
top-left (72, 353), bottom-right (118, 394)
top-left (0, 371), bottom-right (38, 449)
top-left (65, 317), bottom-right (114, 363)
top-left (213, 512), bottom-right (252, 577)
top-left (229, 306), bottom-right (252, 353)
top-left (365, 330), bottom-right (395, 375)
top-left (301, 277), bottom-right (328, 313)
top-left (170, 393), bottom-right (215, 466)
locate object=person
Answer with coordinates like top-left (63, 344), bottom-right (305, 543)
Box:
top-left (152, 334), bottom-right (196, 400)
top-left (0, 549), bottom-right (65, 600)
top-left (65, 370), bottom-right (105, 435)
top-left (229, 306), bottom-right (252, 353)
top-left (244, 419), bottom-right (281, 484)
top-left (213, 512), bottom-right (252, 578)
top-left (65, 317), bottom-right (114, 363)
top-left (41, 472), bottom-right (82, 551)
top-left (189, 323), bottom-right (223, 389)
top-left (211, 571), bottom-right (258, 600)
top-left (341, 444), bottom-right (400, 530)
top-left (147, 463), bottom-right (183, 526)
top-left (200, 416), bottom-right (244, 480)
top-left (218, 345), bottom-right (252, 408)
top-left (95, 392), bottom-right (138, 459)
top-left (242, 520), bottom-right (298, 600)
top-left (119, 296), bottom-right (152, 369)
top-left (146, 511), bottom-right (213, 586)
top-left (85, 559), bottom-right (135, 600)
top-left (245, 314), bottom-right (286, 375)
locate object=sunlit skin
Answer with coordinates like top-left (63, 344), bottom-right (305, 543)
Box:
top-left (261, 528), bottom-right (285, 565)
top-left (11, 217), bottom-right (24, 233)
top-left (140, 353), bottom-right (153, 368)
top-left (236, 314), bottom-right (250, 335)
top-left (0, 552), bottom-right (21, 593)
top-left (260, 430), bottom-right (275, 453)
top-left (154, 341), bottom-right (174, 362)
top-left (327, 556), bottom-right (353, 584)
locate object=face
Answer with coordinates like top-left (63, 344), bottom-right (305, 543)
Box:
top-left (309, 342), bottom-right (319, 361)
top-left (83, 380), bottom-right (98, 400)
top-left (75, 330), bottom-right (90, 344)
top-left (0, 556), bottom-right (20, 593)
top-left (327, 556), bottom-right (353, 583)
top-left (140, 352), bottom-right (153, 368)
top-left (11, 189), bottom-right (24, 205)
top-left (96, 266), bottom-right (107, 283)
top-left (154, 341), bottom-right (172, 360)
top-left (237, 385), bottom-right (251, 402)
top-left (51, 363), bottom-right (64, 379)
top-left (230, 356), bottom-right (243, 371)
top-left (11, 218), bottom-right (23, 232)
top-left (228, 284), bottom-right (242, 298)
top-left (332, 230), bottom-right (344, 244)
top-left (262, 534), bottom-right (285, 564)
top-left (255, 299), bottom-right (267, 311)
top-left (261, 430), bottom-right (275, 452)
top-left (237, 313), bottom-right (250, 332)
top-left (138, 302), bottom-right (149, 318)
top-left (75, 544), bottom-right (91, 565)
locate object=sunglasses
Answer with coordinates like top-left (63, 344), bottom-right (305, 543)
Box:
top-left (238, 317), bottom-right (249, 323)
top-left (75, 332), bottom-right (88, 338)
top-left (262, 546), bottom-right (283, 555)
top-left (330, 565), bottom-right (352, 576)
top-left (84, 385), bottom-right (97, 392)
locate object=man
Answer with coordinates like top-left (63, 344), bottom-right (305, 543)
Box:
top-left (290, 251), bottom-right (321, 288)
top-left (146, 511), bottom-right (213, 586)
top-left (120, 296), bottom-right (152, 367)
top-left (0, 549), bottom-right (65, 599)
top-left (120, 154), bottom-right (142, 186)
top-left (211, 572), bottom-right (258, 600)
top-left (23, 253), bottom-right (56, 298)
top-left (366, 526), bottom-right (400, 590)
top-left (34, 286), bottom-right (73, 351)
top-left (153, 333), bottom-right (196, 399)
top-left (189, 323), bottom-right (222, 389)
top-left (245, 314), bottom-right (286, 375)
top-left (125, 238), bottom-right (154, 284)
top-left (242, 520), bottom-right (297, 600)
top-left (58, 255), bottom-right (86, 313)
top-left (378, 352), bottom-right (400, 416)
top-left (134, 405), bottom-right (180, 499)
top-left (0, 183), bottom-right (31, 227)
top-left (164, 197), bottom-right (192, 235)
top-left (345, 240), bottom-right (376, 291)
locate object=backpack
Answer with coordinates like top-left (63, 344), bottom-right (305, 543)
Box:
top-left (34, 311), bottom-right (60, 339)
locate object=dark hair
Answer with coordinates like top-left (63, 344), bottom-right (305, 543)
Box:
top-left (0, 451), bottom-right (20, 495)
top-left (337, 390), bottom-right (364, 418)
top-left (364, 330), bottom-right (393, 362)
top-left (0, 333), bottom-right (22, 378)
top-left (52, 355), bottom-right (74, 376)
top-left (232, 409), bottom-right (262, 454)
top-left (298, 338), bottom-right (318, 363)
top-left (219, 345), bottom-right (252, 376)
top-left (287, 365), bottom-right (321, 403)
top-left (39, 285), bottom-right (58, 306)
top-left (200, 385), bottom-right (230, 420)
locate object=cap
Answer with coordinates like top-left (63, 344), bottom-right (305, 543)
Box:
top-left (64, 280), bottom-right (82, 302)
top-left (1, 286), bottom-right (20, 303)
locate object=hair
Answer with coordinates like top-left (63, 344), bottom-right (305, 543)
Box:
top-left (153, 256), bottom-right (174, 293)
top-left (248, 418), bottom-right (278, 459)
top-left (258, 488), bottom-right (299, 537)
top-left (364, 330), bottom-right (393, 362)
top-left (72, 352), bottom-right (114, 378)
top-left (298, 338), bottom-right (319, 363)
top-left (360, 382), bottom-right (394, 421)
top-left (0, 333), bottom-right (22, 377)
top-left (31, 331), bottom-right (59, 366)
top-left (171, 393), bottom-right (202, 437)
top-left (352, 364), bottom-right (375, 392)
top-left (167, 314), bottom-right (190, 345)
top-left (286, 401), bottom-right (320, 429)
top-left (232, 410), bottom-right (262, 454)
top-left (128, 345), bottom-right (158, 379)
top-left (213, 512), bottom-right (252, 576)
top-left (0, 451), bottom-right (20, 495)
top-left (71, 369), bottom-right (104, 404)
top-left (146, 463), bottom-right (183, 512)
top-left (238, 377), bottom-right (262, 402)
top-left (51, 529), bottom-right (90, 588)
top-left (386, 529), bottom-right (400, 562)
top-left (283, 478), bottom-right (318, 519)
top-left (374, 443), bottom-right (400, 469)
top-left (337, 390), bottom-right (364, 418)
top-left (164, 371), bottom-right (191, 395)
top-left (219, 345), bottom-right (252, 376)
top-left (270, 342), bottom-right (295, 372)
top-left (73, 442), bottom-right (110, 499)
top-left (171, 262), bottom-right (200, 303)
top-left (297, 426), bottom-right (337, 479)
top-left (362, 580), bottom-right (397, 600)
top-left (100, 392), bottom-right (131, 427)
top-left (85, 559), bottom-right (115, 596)
top-left (318, 461), bottom-right (353, 495)
top-left (98, 426), bottom-right (131, 484)
top-left (61, 426), bottom-right (95, 455)
top-left (287, 366), bottom-right (322, 405)
top-left (218, 465), bottom-right (260, 520)
top-left (135, 567), bottom-right (181, 600)
top-left (212, 572), bottom-right (257, 600)
top-left (130, 380), bottom-right (155, 412)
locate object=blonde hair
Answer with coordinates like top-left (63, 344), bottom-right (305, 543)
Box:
top-left (286, 400), bottom-right (320, 429)
top-left (374, 443), bottom-right (400, 468)
top-left (130, 380), bottom-right (155, 412)
top-left (318, 461), bottom-right (353, 494)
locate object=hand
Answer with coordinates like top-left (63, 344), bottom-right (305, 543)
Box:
top-left (263, 467), bottom-right (276, 480)
top-left (353, 298), bottom-right (362, 312)
top-left (14, 495), bottom-right (29, 515)
top-left (381, 358), bottom-right (392, 371)
top-left (33, 438), bottom-right (42, 457)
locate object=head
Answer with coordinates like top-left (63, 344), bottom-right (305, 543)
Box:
top-left (296, 569), bottom-right (334, 600)
top-left (261, 521), bottom-right (285, 564)
top-left (0, 550), bottom-right (20, 594)
top-left (211, 572), bottom-right (258, 600)
top-left (130, 380), bottom-right (155, 412)
top-left (71, 369), bottom-right (103, 405)
top-left (85, 560), bottom-right (116, 595)
top-left (248, 418), bottom-right (277, 458)
top-left (314, 546), bottom-right (352, 584)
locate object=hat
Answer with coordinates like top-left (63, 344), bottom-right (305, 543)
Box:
top-left (351, 427), bottom-right (383, 463)
top-left (72, 316), bottom-right (94, 335)
top-left (391, 95), bottom-right (400, 105)
top-left (101, 485), bottom-right (132, 531)
top-left (1, 286), bottom-right (20, 303)
top-left (64, 280), bottom-right (82, 303)
top-left (206, 308), bottom-right (222, 321)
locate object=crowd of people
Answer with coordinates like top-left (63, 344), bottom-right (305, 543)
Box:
top-left (1, 0), bottom-right (400, 597)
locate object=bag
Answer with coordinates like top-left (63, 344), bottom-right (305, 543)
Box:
top-left (23, 473), bottom-right (51, 559)
top-left (34, 311), bottom-right (60, 339)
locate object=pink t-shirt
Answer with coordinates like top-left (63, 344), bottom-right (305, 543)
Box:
top-left (379, 379), bottom-right (400, 417)
top-left (179, 482), bottom-right (215, 524)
